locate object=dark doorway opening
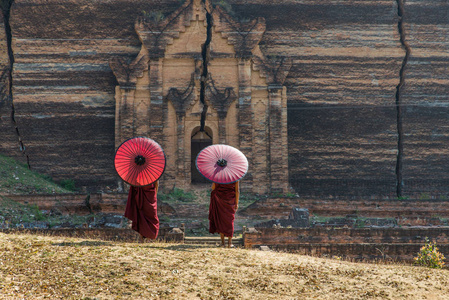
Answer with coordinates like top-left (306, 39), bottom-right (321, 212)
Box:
top-left (191, 129), bottom-right (212, 184)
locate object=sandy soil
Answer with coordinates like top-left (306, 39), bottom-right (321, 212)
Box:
top-left (1, 232), bottom-right (448, 299)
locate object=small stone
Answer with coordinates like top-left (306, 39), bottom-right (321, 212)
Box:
top-left (169, 228), bottom-right (183, 234)
top-left (246, 227), bottom-right (259, 233)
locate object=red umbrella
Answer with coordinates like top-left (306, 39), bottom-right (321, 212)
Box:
top-left (114, 137), bottom-right (166, 187)
top-left (195, 144), bottom-right (248, 184)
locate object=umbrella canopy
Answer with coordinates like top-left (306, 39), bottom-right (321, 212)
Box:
top-left (114, 137), bottom-right (166, 187)
top-left (195, 144), bottom-right (248, 184)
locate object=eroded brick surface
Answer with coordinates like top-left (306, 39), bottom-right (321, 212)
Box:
top-left (0, 0), bottom-right (448, 199)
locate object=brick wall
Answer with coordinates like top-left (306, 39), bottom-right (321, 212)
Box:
top-left (7, 193), bottom-right (449, 222)
top-left (243, 227), bottom-right (449, 261)
top-left (241, 197), bottom-right (449, 219)
top-left (5, 193), bottom-right (208, 218)
top-left (0, 0), bottom-right (448, 198)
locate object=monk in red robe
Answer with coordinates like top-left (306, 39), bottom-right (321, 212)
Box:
top-left (209, 181), bottom-right (240, 247)
top-left (124, 181), bottom-right (160, 242)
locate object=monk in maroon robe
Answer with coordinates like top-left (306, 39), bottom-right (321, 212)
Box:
top-left (209, 181), bottom-right (240, 247)
top-left (124, 181), bottom-right (159, 241)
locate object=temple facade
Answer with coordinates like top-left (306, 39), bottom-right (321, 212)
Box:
top-left (110, 0), bottom-right (291, 193)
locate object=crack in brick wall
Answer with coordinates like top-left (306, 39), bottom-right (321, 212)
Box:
top-left (395, 0), bottom-right (411, 197)
top-left (199, 1), bottom-right (212, 132)
top-left (1, 0), bottom-right (30, 168)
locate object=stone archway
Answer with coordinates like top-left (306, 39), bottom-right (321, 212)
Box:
top-left (191, 127), bottom-right (213, 184)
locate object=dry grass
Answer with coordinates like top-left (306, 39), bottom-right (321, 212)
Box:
top-left (1, 232), bottom-right (449, 299)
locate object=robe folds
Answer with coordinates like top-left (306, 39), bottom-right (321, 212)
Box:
top-left (124, 184), bottom-right (159, 239)
top-left (209, 182), bottom-right (237, 237)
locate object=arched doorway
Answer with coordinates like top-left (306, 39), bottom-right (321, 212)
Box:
top-left (191, 127), bottom-right (213, 184)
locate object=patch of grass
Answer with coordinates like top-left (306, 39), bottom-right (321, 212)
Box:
top-left (29, 204), bottom-right (46, 221)
top-left (238, 193), bottom-right (259, 210)
top-left (158, 187), bottom-right (195, 203)
top-left (59, 179), bottom-right (77, 192)
top-left (310, 214), bottom-right (335, 223)
top-left (158, 215), bottom-right (171, 223)
top-left (0, 196), bottom-right (93, 228)
top-left (271, 192), bottom-right (297, 198)
top-left (418, 193), bottom-right (431, 200)
top-left (0, 154), bottom-right (73, 195)
top-left (2, 233), bottom-right (449, 299)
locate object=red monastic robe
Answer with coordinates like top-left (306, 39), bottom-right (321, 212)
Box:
top-left (124, 184), bottom-right (159, 239)
top-left (209, 182), bottom-right (237, 237)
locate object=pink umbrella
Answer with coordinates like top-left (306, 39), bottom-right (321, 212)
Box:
top-left (114, 137), bottom-right (166, 187)
top-left (195, 144), bottom-right (248, 184)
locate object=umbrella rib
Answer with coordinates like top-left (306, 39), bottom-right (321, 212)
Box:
top-left (140, 142), bottom-right (153, 158)
top-left (121, 141), bottom-right (139, 159)
top-left (126, 164), bottom-right (139, 185)
top-left (140, 164), bottom-right (154, 185)
top-left (117, 142), bottom-right (133, 157)
top-left (123, 139), bottom-right (139, 155)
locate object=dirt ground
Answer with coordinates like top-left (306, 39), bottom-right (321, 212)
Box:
top-left (1, 232), bottom-right (448, 299)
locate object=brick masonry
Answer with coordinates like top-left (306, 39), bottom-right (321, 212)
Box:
top-left (0, 0), bottom-right (448, 199)
top-left (241, 196), bottom-right (449, 220)
top-left (8, 193), bottom-right (449, 223)
top-left (243, 227), bottom-right (449, 262)
top-left (6, 193), bottom-right (449, 260)
top-left (5, 193), bottom-right (208, 218)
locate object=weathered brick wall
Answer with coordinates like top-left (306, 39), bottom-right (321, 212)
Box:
top-left (2, 0), bottom-right (181, 190)
top-left (0, 9), bottom-right (16, 155)
top-left (233, 1), bottom-right (449, 198)
top-left (6, 193), bottom-right (208, 218)
top-left (244, 227), bottom-right (449, 246)
top-left (8, 193), bottom-right (449, 224)
top-left (244, 227), bottom-right (449, 261)
top-left (259, 1), bottom-right (400, 197)
top-left (261, 243), bottom-right (448, 262)
top-left (241, 197), bottom-right (449, 219)
top-left (402, 3), bottom-right (449, 196)
top-left (282, 1), bottom-right (449, 197)
top-left (0, 0), bottom-right (448, 198)
top-left (7, 193), bottom-right (98, 214)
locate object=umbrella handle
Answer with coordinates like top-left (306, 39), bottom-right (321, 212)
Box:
top-left (216, 159), bottom-right (227, 167)
top-left (135, 155), bottom-right (146, 166)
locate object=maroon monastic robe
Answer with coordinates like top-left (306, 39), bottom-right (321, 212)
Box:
top-left (124, 184), bottom-right (159, 239)
top-left (209, 182), bottom-right (237, 237)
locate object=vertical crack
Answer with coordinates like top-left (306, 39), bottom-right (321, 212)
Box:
top-left (1, 0), bottom-right (30, 168)
top-left (199, 1), bottom-right (212, 132)
top-left (395, 0), bottom-right (410, 198)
